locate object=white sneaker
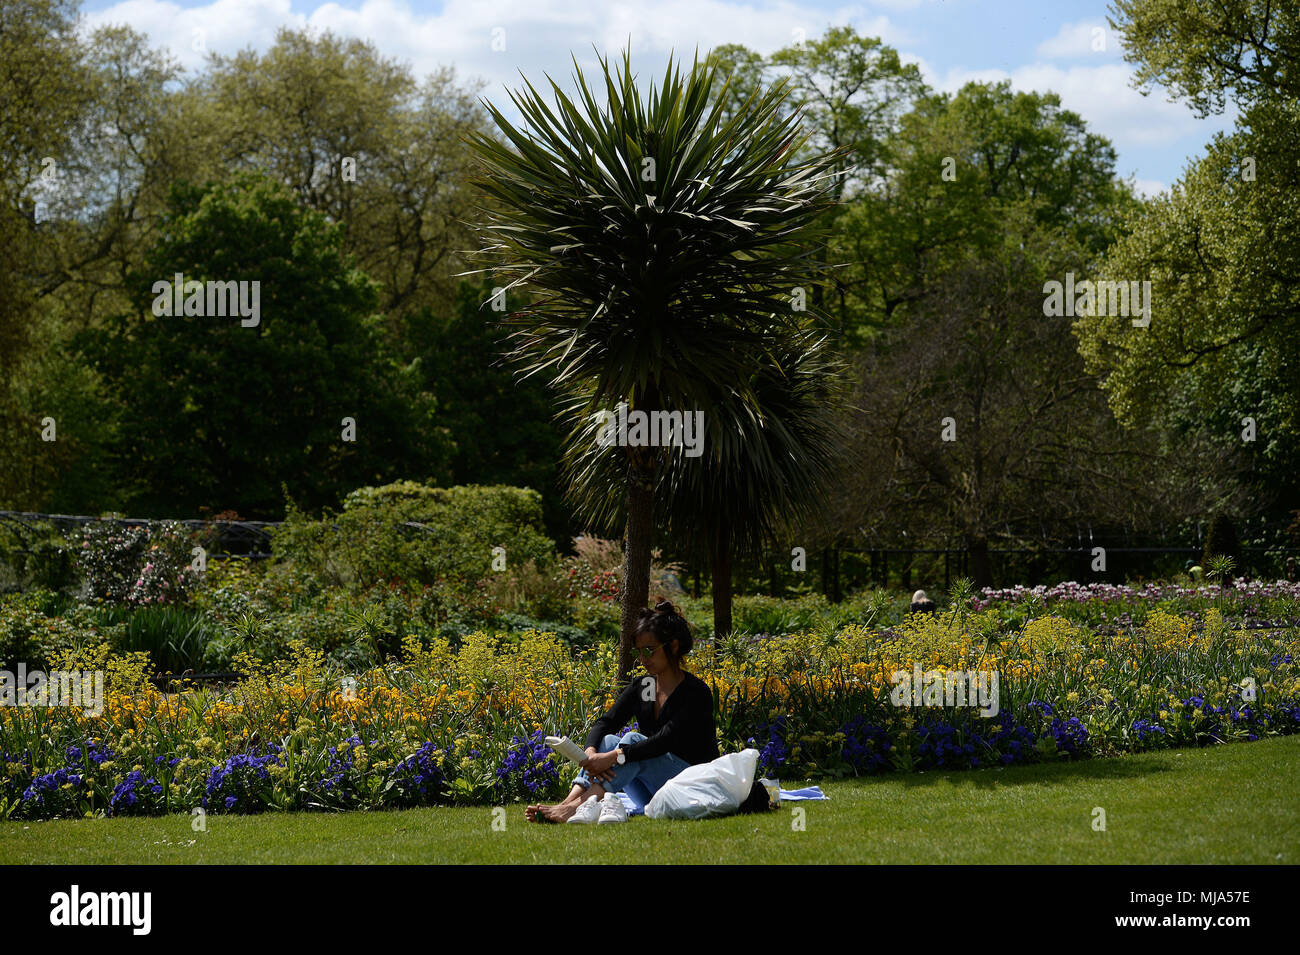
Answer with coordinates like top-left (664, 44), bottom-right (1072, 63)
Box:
top-left (566, 794), bottom-right (601, 824)
top-left (597, 794), bottom-right (628, 825)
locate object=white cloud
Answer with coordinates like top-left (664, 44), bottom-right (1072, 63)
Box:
top-left (936, 63), bottom-right (1231, 148)
top-left (1035, 20), bottom-right (1115, 60)
top-left (84, 0), bottom-right (301, 72)
top-left (82, 0), bottom-right (902, 98)
top-left (1131, 178), bottom-right (1167, 198)
top-left (76, 0), bottom-right (1221, 186)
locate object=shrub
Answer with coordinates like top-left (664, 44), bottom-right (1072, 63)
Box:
top-left (191, 558), bottom-right (266, 620)
top-left (1018, 615), bottom-right (1085, 653)
top-left (271, 483), bottom-right (555, 593)
top-left (562, 535), bottom-right (682, 606)
top-left (74, 520), bottom-right (199, 606)
top-left (0, 594), bottom-right (107, 670)
top-left (482, 558), bottom-right (572, 621)
top-left (0, 522), bottom-right (78, 594)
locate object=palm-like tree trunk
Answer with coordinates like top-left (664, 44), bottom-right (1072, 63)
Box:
top-left (618, 446), bottom-right (656, 682)
top-left (966, 534), bottom-right (993, 590)
top-left (710, 520), bottom-right (733, 638)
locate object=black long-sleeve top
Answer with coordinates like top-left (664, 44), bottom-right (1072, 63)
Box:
top-left (585, 671), bottom-right (719, 765)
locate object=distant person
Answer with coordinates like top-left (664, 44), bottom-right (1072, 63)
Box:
top-left (1286, 557), bottom-right (1297, 583)
top-left (910, 589), bottom-right (936, 614)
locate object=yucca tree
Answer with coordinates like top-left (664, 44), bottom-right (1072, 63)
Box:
top-left (673, 330), bottom-right (846, 636)
top-left (467, 49), bottom-right (839, 679)
top-left (562, 326), bottom-right (846, 637)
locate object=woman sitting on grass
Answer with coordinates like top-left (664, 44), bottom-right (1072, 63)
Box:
top-left (526, 601), bottom-right (718, 824)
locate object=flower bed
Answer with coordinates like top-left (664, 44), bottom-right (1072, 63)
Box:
top-left (2, 611), bottom-right (1297, 820)
top-left (971, 579), bottom-right (1300, 627)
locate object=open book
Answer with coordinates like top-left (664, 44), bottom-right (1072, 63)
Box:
top-left (544, 735), bottom-right (588, 765)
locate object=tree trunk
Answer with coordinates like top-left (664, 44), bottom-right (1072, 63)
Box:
top-left (967, 536), bottom-right (993, 590)
top-left (831, 544), bottom-right (842, 603)
top-left (618, 449), bottom-right (656, 683)
top-left (710, 521), bottom-right (733, 638)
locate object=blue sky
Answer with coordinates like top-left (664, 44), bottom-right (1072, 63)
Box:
top-left (80, 0), bottom-right (1236, 195)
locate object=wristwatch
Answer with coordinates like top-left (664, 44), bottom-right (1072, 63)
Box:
top-left (615, 748), bottom-right (626, 765)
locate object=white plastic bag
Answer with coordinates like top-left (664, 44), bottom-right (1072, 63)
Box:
top-left (644, 749), bottom-right (759, 820)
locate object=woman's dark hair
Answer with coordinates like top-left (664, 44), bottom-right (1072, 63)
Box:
top-left (635, 601), bottom-right (693, 660)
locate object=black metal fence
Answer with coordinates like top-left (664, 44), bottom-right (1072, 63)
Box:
top-left (0, 510), bottom-right (279, 559)
top-left (729, 541), bottom-right (1300, 600)
top-left (0, 511), bottom-right (449, 562)
top-left (6, 510), bottom-right (1298, 597)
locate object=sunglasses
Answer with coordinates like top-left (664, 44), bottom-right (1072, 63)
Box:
top-left (635, 643), bottom-right (662, 659)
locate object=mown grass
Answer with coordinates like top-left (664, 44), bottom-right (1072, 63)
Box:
top-left (3, 735), bottom-right (1297, 864)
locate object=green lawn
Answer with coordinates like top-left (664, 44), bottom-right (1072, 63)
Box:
top-left (4, 735), bottom-right (1298, 864)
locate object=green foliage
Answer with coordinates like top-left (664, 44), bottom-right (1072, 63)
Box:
top-left (467, 48), bottom-right (840, 406)
top-left (1110, 0), bottom-right (1300, 115)
top-left (481, 558), bottom-right (575, 623)
top-left (817, 79), bottom-right (1232, 580)
top-left (841, 80), bottom-right (1136, 337)
top-left (406, 282), bottom-right (569, 539)
top-left (89, 604), bottom-right (216, 674)
top-left (73, 521), bottom-right (198, 606)
top-left (0, 593), bottom-right (105, 669)
top-left (468, 47), bottom-right (843, 667)
top-left (707, 27), bottom-right (927, 331)
top-left (1073, 98), bottom-right (1300, 504)
top-left (0, 523), bottom-right (77, 594)
top-left (492, 613), bottom-right (594, 648)
top-left (1078, 0), bottom-right (1300, 520)
top-left (0, 0), bottom-right (94, 509)
top-left (563, 325), bottom-right (847, 567)
top-left (2, 18), bottom-right (492, 516)
top-left (272, 482), bottom-right (554, 594)
top-left (81, 173), bottom-right (449, 519)
top-left (678, 589), bottom-right (903, 639)
top-left (199, 26), bottom-right (489, 318)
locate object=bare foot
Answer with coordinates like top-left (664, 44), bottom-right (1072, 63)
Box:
top-left (539, 802), bottom-right (578, 823)
top-left (526, 800), bottom-right (577, 823)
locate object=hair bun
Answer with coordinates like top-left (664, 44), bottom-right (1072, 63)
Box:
top-left (636, 601), bottom-right (692, 659)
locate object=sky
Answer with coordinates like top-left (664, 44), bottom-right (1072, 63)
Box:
top-left (78, 0), bottom-right (1237, 196)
